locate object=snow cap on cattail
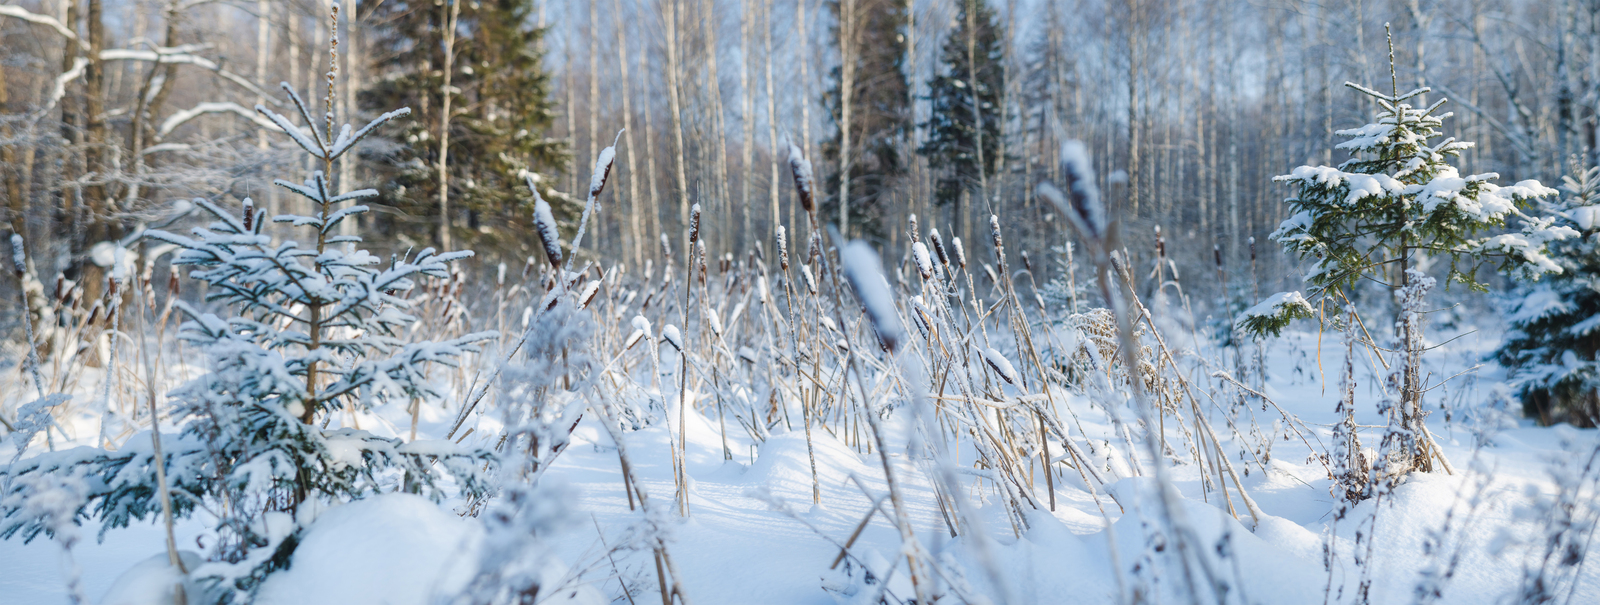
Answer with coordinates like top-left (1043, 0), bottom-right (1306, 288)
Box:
top-left (777, 225), bottom-right (790, 270)
top-left (589, 132), bottom-right (621, 202)
top-left (530, 185), bottom-right (563, 268)
top-left (908, 214), bottom-right (920, 244)
top-left (497, 262), bottom-right (507, 286)
top-left (9, 233), bottom-right (24, 276)
top-left (688, 203), bottom-right (702, 245)
top-left (929, 229), bottom-right (950, 267)
top-left (242, 198), bottom-right (255, 231)
top-left (578, 280), bottom-right (601, 309)
top-left (912, 242), bottom-right (934, 280)
top-left (1039, 140), bottom-right (1107, 246)
top-left (952, 237), bottom-right (967, 268)
top-left (787, 142), bottom-right (815, 213)
top-left (983, 347), bottom-right (1020, 385)
top-left (660, 232), bottom-right (673, 261)
top-left (840, 240), bottom-right (905, 353)
top-left (1020, 250), bottom-right (1032, 273)
top-left (989, 215), bottom-right (1004, 249)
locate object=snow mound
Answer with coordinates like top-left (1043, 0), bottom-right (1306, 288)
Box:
top-left (255, 494), bottom-right (481, 605)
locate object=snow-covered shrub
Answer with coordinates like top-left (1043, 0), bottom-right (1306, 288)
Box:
top-left (1495, 161), bottom-right (1600, 426)
top-left (1, 84), bottom-right (496, 603)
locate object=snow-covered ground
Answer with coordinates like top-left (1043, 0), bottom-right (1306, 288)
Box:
top-left (3, 320), bottom-right (1596, 605)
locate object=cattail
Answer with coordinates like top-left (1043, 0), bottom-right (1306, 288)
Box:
top-left (801, 264), bottom-right (818, 295)
top-left (1249, 236), bottom-right (1257, 262)
top-left (496, 262), bottom-right (507, 286)
top-left (776, 225), bottom-right (790, 271)
top-left (589, 133), bottom-right (621, 203)
top-left (989, 215), bottom-right (1004, 250)
top-left (696, 240), bottom-right (708, 285)
top-left (578, 280), bottom-right (601, 309)
top-left (167, 266), bottom-right (180, 297)
top-left (688, 203), bottom-right (702, 245)
top-left (839, 240), bottom-right (905, 353)
top-left (660, 233), bottom-right (673, 262)
top-left (983, 348), bottom-right (1019, 385)
top-left (787, 142), bottom-right (814, 213)
top-left (952, 237), bottom-right (967, 268)
top-left (1214, 244), bottom-right (1223, 270)
top-left (929, 229), bottom-right (950, 267)
top-left (908, 214), bottom-right (920, 245)
top-left (1020, 250), bottom-right (1032, 273)
top-left (912, 242), bottom-right (934, 280)
top-left (242, 198), bottom-right (255, 231)
top-left (523, 255), bottom-right (537, 278)
top-left (806, 232), bottom-right (821, 265)
top-left (1155, 225), bottom-right (1166, 260)
top-left (531, 185), bottom-right (563, 269)
top-left (9, 233), bottom-right (24, 277)
top-left (1039, 140), bottom-right (1107, 246)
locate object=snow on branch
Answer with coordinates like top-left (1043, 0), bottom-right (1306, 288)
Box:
top-left (157, 101), bottom-right (284, 140)
top-left (0, 6), bottom-right (85, 47)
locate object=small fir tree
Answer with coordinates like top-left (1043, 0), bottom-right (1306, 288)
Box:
top-left (1244, 44), bottom-right (1569, 485)
top-left (2, 81), bottom-right (496, 602)
top-left (1495, 160), bottom-right (1600, 426)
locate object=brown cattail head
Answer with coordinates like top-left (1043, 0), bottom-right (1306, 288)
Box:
top-left (776, 225), bottom-right (790, 271)
top-left (989, 215), bottom-right (1004, 250)
top-left (588, 133), bottom-right (621, 202)
top-left (696, 240), bottom-right (708, 285)
top-left (908, 214), bottom-right (920, 245)
top-left (688, 203), bottom-right (702, 245)
top-left (806, 232), bottom-right (821, 265)
top-left (1021, 250), bottom-right (1032, 273)
top-left (523, 255), bottom-right (538, 279)
top-left (1249, 236), bottom-right (1257, 262)
top-left (1155, 225), bottom-right (1166, 259)
top-left (242, 198), bottom-right (255, 231)
top-left (529, 183), bottom-right (563, 268)
top-left (1039, 140), bottom-right (1107, 248)
top-left (1213, 244), bottom-right (1223, 269)
top-left (929, 229), bottom-right (950, 267)
top-left (9, 233), bottom-right (25, 277)
top-left (786, 142), bottom-right (815, 214)
top-left (660, 233), bottom-right (673, 261)
top-left (168, 267), bottom-right (180, 297)
top-left (952, 237), bottom-right (967, 268)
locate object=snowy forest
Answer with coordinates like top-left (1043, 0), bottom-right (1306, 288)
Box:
top-left (2, 0), bottom-right (1600, 603)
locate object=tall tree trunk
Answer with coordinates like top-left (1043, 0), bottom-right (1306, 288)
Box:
top-left (837, 0), bottom-right (855, 237)
top-left (701, 0), bottom-right (732, 253)
top-left (666, 0), bottom-right (691, 245)
top-left (639, 26), bottom-right (662, 249)
top-left (764, 0), bottom-right (780, 246)
top-left (615, 0), bottom-right (643, 266)
top-left (740, 0), bottom-right (755, 253)
top-left (437, 0), bottom-right (460, 250)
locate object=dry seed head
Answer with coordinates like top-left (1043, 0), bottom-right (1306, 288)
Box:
top-left (776, 225), bottom-right (790, 271)
top-left (786, 142), bottom-right (815, 213)
top-left (989, 214), bottom-right (1003, 249)
top-left (688, 203), bottom-right (702, 245)
top-left (588, 133), bottom-right (621, 202)
top-left (1021, 250), bottom-right (1032, 272)
top-left (530, 184), bottom-right (563, 268)
top-left (908, 214), bottom-right (920, 244)
top-left (659, 232), bottom-right (673, 261)
top-left (929, 229), bottom-right (950, 267)
top-left (9, 233), bottom-right (25, 276)
top-left (1040, 140), bottom-right (1107, 247)
top-left (696, 240), bottom-right (708, 285)
top-left (243, 198), bottom-right (255, 231)
top-left (952, 237), bottom-right (967, 268)
top-left (912, 242), bottom-right (934, 280)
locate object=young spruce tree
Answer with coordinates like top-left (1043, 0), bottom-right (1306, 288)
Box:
top-left (3, 69), bottom-right (496, 601)
top-left (1495, 160), bottom-right (1600, 426)
top-left (1244, 42), bottom-right (1569, 490)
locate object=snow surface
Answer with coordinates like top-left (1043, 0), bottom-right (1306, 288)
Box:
top-left (4, 307), bottom-right (1600, 605)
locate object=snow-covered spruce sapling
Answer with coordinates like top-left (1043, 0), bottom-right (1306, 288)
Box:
top-left (1495, 159), bottom-right (1600, 426)
top-left (2, 83), bottom-right (496, 602)
top-left (1243, 47), bottom-right (1569, 479)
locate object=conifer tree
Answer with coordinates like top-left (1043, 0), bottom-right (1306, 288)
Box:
top-left (1244, 45), bottom-right (1570, 485)
top-left (821, 0), bottom-right (910, 242)
top-left (1496, 160), bottom-right (1600, 426)
top-left (363, 0), bottom-right (569, 250)
top-left (919, 0), bottom-right (1004, 240)
top-left (2, 81), bottom-right (496, 602)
